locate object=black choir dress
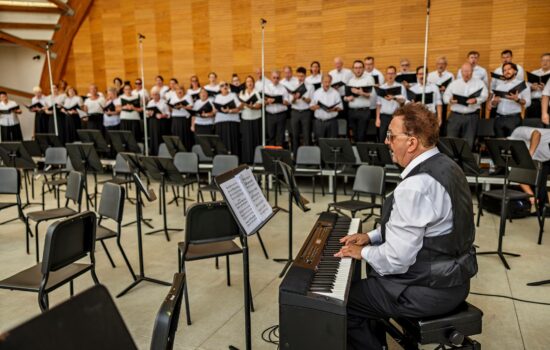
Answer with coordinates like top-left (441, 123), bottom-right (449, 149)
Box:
top-left (62, 96), bottom-right (83, 144)
top-left (146, 99), bottom-right (172, 156)
top-left (213, 93), bottom-right (241, 159)
top-left (169, 95), bottom-right (194, 151)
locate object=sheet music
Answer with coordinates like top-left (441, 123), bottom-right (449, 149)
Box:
top-left (219, 168), bottom-right (272, 235)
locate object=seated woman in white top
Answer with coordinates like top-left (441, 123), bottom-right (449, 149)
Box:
top-left (238, 76), bottom-right (263, 164)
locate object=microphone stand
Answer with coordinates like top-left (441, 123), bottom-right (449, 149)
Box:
top-left (138, 33), bottom-right (149, 156)
top-left (260, 18), bottom-right (266, 147)
top-left (45, 43), bottom-right (59, 137)
top-left (421, 0), bottom-right (431, 104)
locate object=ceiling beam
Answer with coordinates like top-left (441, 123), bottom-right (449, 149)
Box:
top-left (0, 4), bottom-right (61, 14)
top-left (0, 86), bottom-right (34, 99)
top-left (0, 30), bottom-right (48, 54)
top-left (0, 22), bottom-right (60, 30)
top-left (47, 0), bottom-right (73, 16)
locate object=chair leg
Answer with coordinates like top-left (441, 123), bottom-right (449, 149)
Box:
top-left (256, 231), bottom-right (269, 259)
top-left (249, 280), bottom-right (255, 313)
top-left (117, 238), bottom-right (137, 280)
top-left (476, 196), bottom-right (483, 227)
top-left (70, 280), bottom-right (74, 297)
top-left (312, 177), bottom-right (316, 203)
top-left (100, 240), bottom-right (116, 268)
top-left (38, 291), bottom-right (49, 312)
top-left (226, 255), bottom-right (231, 286)
top-left (35, 222), bottom-right (40, 263)
top-left (90, 268), bottom-right (100, 285)
top-left (215, 257), bottom-right (219, 269)
top-left (25, 217), bottom-right (30, 254)
top-left (538, 205), bottom-right (547, 245)
top-left (181, 262), bottom-right (192, 325)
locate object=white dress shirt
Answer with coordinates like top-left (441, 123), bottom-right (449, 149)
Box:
top-left (132, 88), bottom-right (150, 103)
top-left (103, 99), bottom-right (120, 127)
top-left (409, 83), bottom-right (442, 114)
top-left (362, 148), bottom-right (453, 275)
top-left (119, 94), bottom-right (141, 120)
top-left (264, 82), bottom-right (290, 114)
top-left (290, 83), bottom-right (315, 111)
top-left (509, 127), bottom-right (550, 162)
top-left (31, 96), bottom-right (48, 108)
top-left (427, 70), bottom-right (454, 89)
top-left (457, 65), bottom-right (488, 85)
top-left (254, 77), bottom-right (272, 93)
top-left (187, 88), bottom-right (201, 101)
top-left (363, 68), bottom-right (385, 85)
top-left (63, 96), bottom-right (84, 119)
top-left (310, 87), bottom-right (343, 120)
top-left (492, 78), bottom-right (531, 115)
top-left (329, 68), bottom-right (353, 96)
top-left (529, 68), bottom-right (550, 99)
top-left (376, 82), bottom-right (406, 115)
top-left (239, 90), bottom-right (262, 120)
top-left (281, 76), bottom-right (300, 93)
top-left (84, 96), bottom-right (105, 114)
top-left (443, 78), bottom-right (488, 114)
top-left (169, 95), bottom-right (193, 118)
top-left (305, 74), bottom-right (322, 89)
top-left (347, 75), bottom-right (375, 109)
top-left (491, 64), bottom-right (525, 90)
top-left (214, 93), bottom-right (240, 123)
top-left (0, 100), bottom-right (20, 126)
top-left (47, 93), bottom-right (66, 108)
top-left (146, 99), bottom-right (170, 117)
top-left (193, 99), bottom-right (214, 125)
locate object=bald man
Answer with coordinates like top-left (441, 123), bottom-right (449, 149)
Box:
top-left (329, 57), bottom-right (354, 132)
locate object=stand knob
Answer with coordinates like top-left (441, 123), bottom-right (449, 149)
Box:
top-left (448, 330), bottom-right (464, 346)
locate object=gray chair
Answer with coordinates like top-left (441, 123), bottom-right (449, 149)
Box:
top-left (158, 143), bottom-right (172, 158)
top-left (95, 183), bottom-right (136, 282)
top-left (27, 171), bottom-right (84, 262)
top-left (328, 165), bottom-right (385, 221)
top-left (0, 167), bottom-right (26, 227)
top-left (341, 145), bottom-right (362, 195)
top-left (102, 153), bottom-right (133, 188)
top-left (40, 147), bottom-right (69, 209)
top-left (0, 211), bottom-right (99, 312)
top-left (294, 146), bottom-right (325, 202)
top-left (197, 154), bottom-right (239, 202)
top-left (192, 144), bottom-right (212, 163)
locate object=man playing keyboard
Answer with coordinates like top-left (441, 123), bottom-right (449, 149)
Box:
top-left (335, 103), bottom-right (478, 350)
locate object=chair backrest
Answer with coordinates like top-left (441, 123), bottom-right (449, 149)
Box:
top-left (65, 155), bottom-right (74, 171)
top-left (295, 146), bottom-right (321, 166)
top-left (41, 211), bottom-right (96, 273)
top-left (44, 147), bottom-right (67, 166)
top-left (114, 153), bottom-right (131, 175)
top-left (212, 154), bottom-right (239, 177)
top-left (191, 144), bottom-right (212, 163)
top-left (150, 273), bottom-right (186, 350)
top-left (98, 183), bottom-right (125, 223)
top-left (173, 152), bottom-right (199, 174)
top-left (509, 166), bottom-right (538, 187)
top-left (337, 119), bottom-right (347, 137)
top-left (185, 202), bottom-right (240, 244)
top-left (352, 146), bottom-right (361, 165)
top-left (253, 145), bottom-right (263, 166)
top-left (65, 171), bottom-right (84, 205)
top-left (0, 167), bottom-right (20, 195)
top-left (352, 165), bottom-right (385, 195)
top-left (158, 143), bottom-right (171, 158)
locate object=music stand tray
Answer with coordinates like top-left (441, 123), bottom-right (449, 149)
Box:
top-left (108, 130), bottom-right (142, 154)
top-left (319, 138), bottom-right (356, 203)
top-left (162, 135), bottom-right (187, 157)
top-left (196, 134), bottom-right (228, 158)
top-left (0, 142), bottom-right (40, 208)
top-left (438, 137), bottom-right (481, 176)
top-left (66, 143), bottom-right (103, 210)
top-left (77, 129), bottom-right (110, 154)
top-left (356, 142), bottom-right (393, 167)
top-left (35, 133), bottom-right (62, 154)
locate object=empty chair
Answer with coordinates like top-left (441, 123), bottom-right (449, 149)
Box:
top-left (174, 152), bottom-right (201, 185)
top-left (150, 272), bottom-right (186, 350)
top-left (294, 146), bottom-right (325, 202)
top-left (102, 153), bottom-right (133, 187)
top-left (0, 167), bottom-right (26, 227)
top-left (26, 171), bottom-right (84, 262)
top-left (328, 165), bottom-right (385, 221)
top-left (158, 143), bottom-right (171, 158)
top-left (197, 154), bottom-right (239, 202)
top-left (177, 202), bottom-right (253, 325)
top-left (95, 183), bottom-right (136, 282)
top-left (191, 144), bottom-right (212, 163)
top-left (0, 211), bottom-right (100, 312)
top-left (39, 147), bottom-right (68, 209)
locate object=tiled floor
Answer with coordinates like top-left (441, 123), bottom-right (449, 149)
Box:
top-left (1, 175), bottom-right (550, 349)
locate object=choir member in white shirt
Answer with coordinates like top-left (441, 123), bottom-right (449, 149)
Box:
top-left (457, 51), bottom-right (488, 85)
top-left (61, 86), bottom-right (84, 144)
top-left (132, 78), bottom-right (150, 104)
top-left (376, 66), bottom-right (406, 143)
top-left (527, 53), bottom-right (550, 119)
top-left (363, 56), bottom-right (385, 86)
top-left (543, 82), bottom-right (550, 126)
top-left (444, 62), bottom-right (488, 148)
top-left (113, 77), bottom-right (124, 96)
top-left (427, 56), bottom-right (454, 134)
top-left (213, 81), bottom-right (241, 157)
top-left (187, 75), bottom-right (202, 102)
top-left (83, 84), bottom-right (106, 133)
top-left (410, 66), bottom-right (443, 126)
top-left (117, 84), bottom-right (144, 142)
top-left (103, 87), bottom-right (121, 133)
top-left (165, 78), bottom-right (179, 101)
top-left (45, 84), bottom-right (66, 139)
top-left (0, 91), bottom-right (23, 142)
top-left (490, 62), bottom-right (531, 137)
top-left (30, 86), bottom-right (49, 135)
top-left (264, 70), bottom-right (290, 146)
top-left (204, 72), bottom-right (220, 99)
top-left (281, 66), bottom-right (300, 92)
top-left (289, 67), bottom-right (315, 155)
top-left (329, 57), bottom-right (353, 97)
top-left (169, 86), bottom-right (194, 151)
top-left (254, 67), bottom-right (271, 93)
top-left (397, 58), bottom-right (412, 89)
top-left (310, 74), bottom-right (343, 139)
top-left (230, 74), bottom-right (244, 94)
top-left (191, 88), bottom-right (216, 137)
top-left (239, 76), bottom-right (263, 164)
top-left (488, 50), bottom-right (526, 119)
top-left (345, 60), bottom-right (375, 142)
top-left (152, 75), bottom-right (170, 100)
top-left (305, 61), bottom-right (322, 90)
top-left (146, 86), bottom-right (171, 156)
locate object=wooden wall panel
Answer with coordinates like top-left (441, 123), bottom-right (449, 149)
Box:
top-left (62, 0), bottom-right (550, 93)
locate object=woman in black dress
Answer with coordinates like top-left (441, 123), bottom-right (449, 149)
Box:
top-left (61, 86), bottom-right (83, 143)
top-left (238, 76), bottom-right (262, 164)
top-left (146, 86), bottom-right (172, 155)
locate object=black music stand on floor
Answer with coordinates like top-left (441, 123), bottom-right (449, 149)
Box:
top-left (162, 135), bottom-right (187, 156)
top-left (0, 142), bottom-right (41, 209)
top-left (139, 156), bottom-right (191, 242)
top-left (215, 165), bottom-right (278, 350)
top-left (117, 153), bottom-right (171, 298)
top-left (35, 133), bottom-right (62, 155)
top-left (108, 130), bottom-right (142, 154)
top-left (275, 161), bottom-right (311, 278)
top-left (77, 129), bottom-right (111, 155)
top-left (478, 139), bottom-right (535, 269)
top-left (261, 148), bottom-right (293, 213)
top-left (66, 143), bottom-right (102, 210)
top-left (319, 138), bottom-right (356, 204)
top-left (356, 142), bottom-right (393, 166)
top-left (196, 134), bottom-right (228, 157)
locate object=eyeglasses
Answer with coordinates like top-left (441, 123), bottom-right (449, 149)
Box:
top-left (401, 63), bottom-right (410, 67)
top-left (135, 82), bottom-right (142, 85)
top-left (386, 131), bottom-right (410, 141)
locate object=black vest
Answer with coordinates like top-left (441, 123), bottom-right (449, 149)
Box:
top-left (375, 152), bottom-right (478, 288)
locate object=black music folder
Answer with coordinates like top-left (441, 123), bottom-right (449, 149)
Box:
top-left (146, 106), bottom-right (163, 116)
top-left (452, 88), bottom-right (483, 106)
top-left (230, 83), bottom-right (246, 94)
top-left (168, 100), bottom-right (189, 109)
top-left (64, 104), bottom-right (81, 112)
top-left (437, 77), bottom-right (453, 88)
top-left (190, 92), bottom-right (200, 101)
top-left (490, 72), bottom-right (506, 81)
top-left (492, 81), bottom-right (527, 98)
top-left (120, 98), bottom-right (140, 108)
top-left (103, 101), bottom-right (116, 112)
top-left (406, 90), bottom-right (434, 104)
top-left (0, 106), bottom-right (20, 114)
top-left (191, 101), bottom-right (213, 116)
top-left (374, 86), bottom-right (402, 98)
top-left (395, 73), bottom-right (416, 84)
top-left (527, 72), bottom-right (550, 85)
top-left (25, 102), bottom-right (44, 110)
top-left (345, 86), bottom-right (373, 97)
top-left (331, 81), bottom-right (345, 89)
top-left (213, 100), bottom-right (237, 111)
top-left (239, 94), bottom-right (259, 105)
top-left (312, 82), bottom-right (322, 90)
top-left (265, 94), bottom-right (284, 104)
top-left (205, 89), bottom-right (218, 98)
top-left (372, 75), bottom-right (380, 85)
top-left (317, 101), bottom-right (340, 112)
top-left (289, 83), bottom-right (308, 96)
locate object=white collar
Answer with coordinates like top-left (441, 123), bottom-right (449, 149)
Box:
top-left (400, 147), bottom-right (440, 179)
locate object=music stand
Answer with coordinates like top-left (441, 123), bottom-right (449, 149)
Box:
top-left (77, 129), bottom-right (111, 155)
top-left (196, 134), bottom-right (228, 158)
top-left (117, 153), bottom-right (171, 298)
top-left (22, 140), bottom-right (42, 158)
top-left (478, 139), bottom-right (535, 269)
top-left (275, 160), bottom-right (310, 277)
top-left (215, 165), bottom-right (278, 350)
top-left (0, 142), bottom-right (41, 208)
top-left (356, 142), bottom-right (393, 166)
top-left (162, 135), bottom-right (187, 157)
top-left (319, 138), bottom-right (356, 203)
top-left (261, 148), bottom-right (292, 213)
top-left (139, 156), bottom-right (193, 241)
top-left (108, 130), bottom-right (142, 154)
top-left (66, 143), bottom-right (103, 210)
top-left (35, 133), bottom-right (62, 155)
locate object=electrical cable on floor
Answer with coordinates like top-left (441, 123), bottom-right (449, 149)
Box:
top-left (471, 291), bottom-right (550, 306)
top-left (261, 324), bottom-right (279, 349)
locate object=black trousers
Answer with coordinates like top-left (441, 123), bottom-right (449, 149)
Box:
top-left (34, 111), bottom-right (49, 134)
top-left (446, 112), bottom-right (479, 149)
top-left (194, 124), bottom-right (214, 137)
top-left (87, 113), bottom-right (104, 134)
top-left (494, 114), bottom-right (521, 138)
top-left (241, 118), bottom-right (261, 164)
top-left (526, 98), bottom-right (541, 119)
top-left (314, 118), bottom-right (338, 139)
top-left (347, 277), bottom-right (470, 350)
top-left (378, 113), bottom-right (393, 143)
top-left (266, 111), bottom-right (286, 146)
top-left (439, 104), bottom-right (449, 136)
top-left (0, 124), bottom-right (23, 141)
top-left (216, 121), bottom-right (240, 158)
top-left (348, 108), bottom-right (371, 143)
top-left (290, 109), bottom-right (312, 155)
top-left (537, 160), bottom-right (550, 211)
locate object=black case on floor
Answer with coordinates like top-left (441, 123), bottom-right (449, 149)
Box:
top-left (481, 195), bottom-right (531, 218)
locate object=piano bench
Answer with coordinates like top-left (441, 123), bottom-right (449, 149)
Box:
top-left (389, 302), bottom-right (482, 350)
